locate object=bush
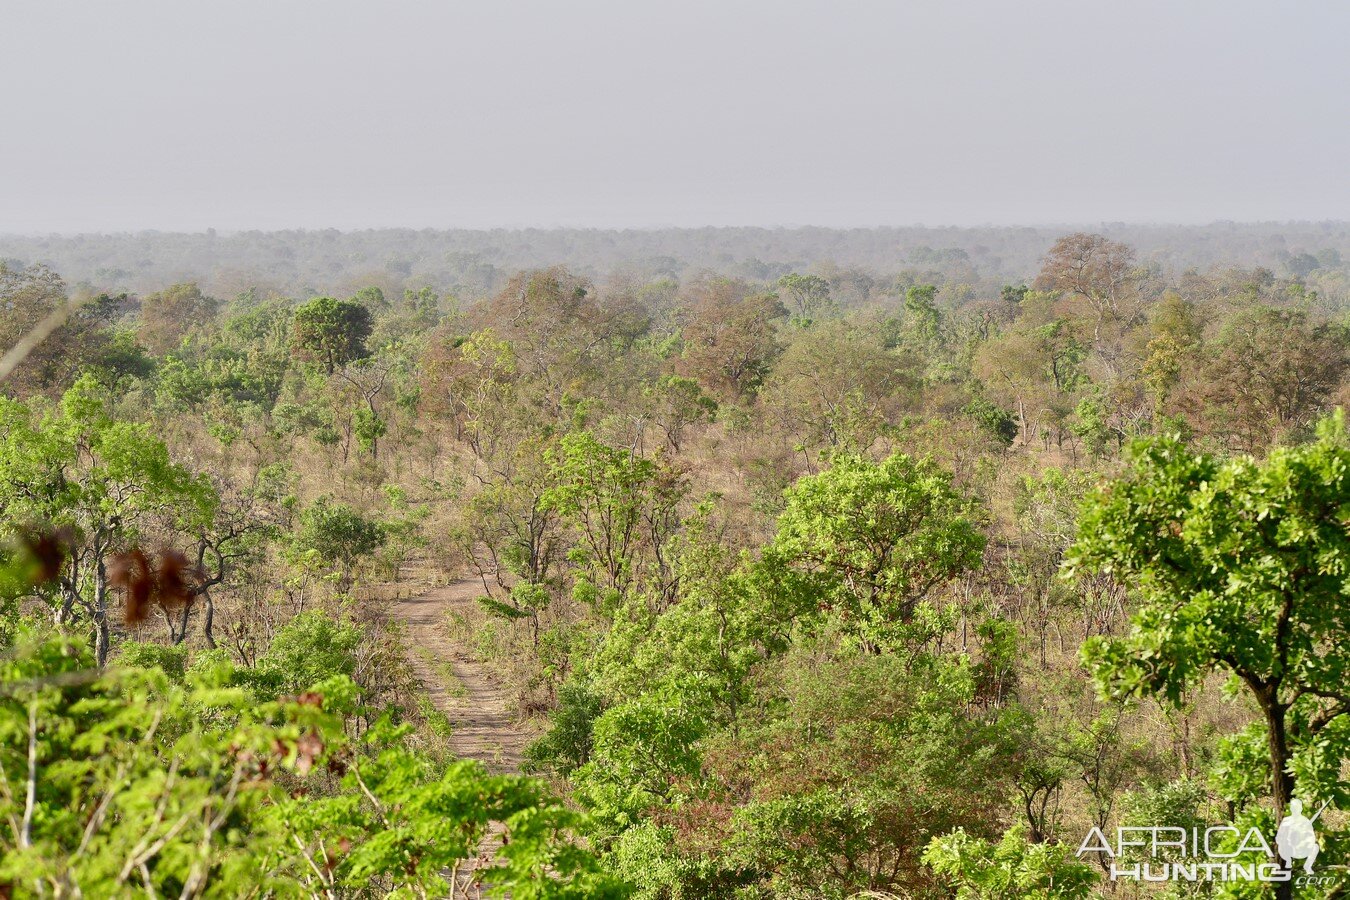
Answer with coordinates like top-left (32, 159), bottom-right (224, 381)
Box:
top-left (295, 496), bottom-right (385, 589)
top-left (963, 397), bottom-right (1019, 447)
top-left (525, 678), bottom-right (605, 775)
top-left (114, 640), bottom-right (189, 682)
top-left (257, 611), bottom-right (363, 696)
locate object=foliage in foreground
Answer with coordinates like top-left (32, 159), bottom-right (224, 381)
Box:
top-left (0, 622), bottom-right (626, 899)
top-left (923, 825), bottom-right (1099, 900)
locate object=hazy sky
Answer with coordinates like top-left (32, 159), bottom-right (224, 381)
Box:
top-left (4, 0), bottom-right (1348, 233)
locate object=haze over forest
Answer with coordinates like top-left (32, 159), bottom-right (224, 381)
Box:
top-left (4, 222), bottom-right (1349, 302)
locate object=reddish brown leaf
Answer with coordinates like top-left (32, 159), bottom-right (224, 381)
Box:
top-left (295, 729), bottom-right (325, 776)
top-left (110, 548), bottom-right (153, 625)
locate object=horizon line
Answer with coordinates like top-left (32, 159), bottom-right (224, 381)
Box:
top-left (3, 219), bottom-right (1349, 240)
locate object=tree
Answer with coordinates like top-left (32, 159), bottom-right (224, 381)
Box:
top-left (0, 623), bottom-right (628, 898)
top-left (766, 452), bottom-right (985, 653)
top-left (775, 272), bottom-right (832, 321)
top-left (0, 625), bottom-right (339, 896)
top-left (455, 433), bottom-right (567, 645)
top-left (255, 610), bottom-right (363, 694)
top-left (1036, 233), bottom-right (1139, 349)
top-left (289, 297), bottom-right (373, 374)
top-left (0, 264), bottom-right (124, 397)
top-left (963, 397), bottom-right (1018, 448)
top-left (646, 648), bottom-right (1028, 898)
top-left (294, 497), bottom-right (385, 592)
top-left (902, 283), bottom-right (945, 353)
top-left (759, 322), bottom-right (913, 454)
top-left (677, 279), bottom-right (786, 399)
top-left (0, 376), bottom-right (214, 665)
top-left (1066, 416), bottom-right (1350, 896)
top-left (542, 432), bottom-right (687, 600)
top-left (1139, 290), bottom-right (1201, 412)
top-left (335, 351), bottom-right (401, 458)
top-left (421, 328), bottom-right (519, 455)
top-left (585, 501), bottom-right (790, 738)
top-left (163, 476), bottom-right (278, 649)
top-left (461, 434), bottom-right (562, 579)
top-left (468, 268), bottom-right (633, 418)
top-left (1181, 307), bottom-right (1347, 452)
top-left (973, 304), bottom-right (1090, 448)
top-left (571, 688), bottom-right (708, 840)
top-left (139, 282), bottom-right (216, 355)
top-left (1001, 284), bottom-right (1030, 307)
top-left (642, 375), bottom-right (716, 453)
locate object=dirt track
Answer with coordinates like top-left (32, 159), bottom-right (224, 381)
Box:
top-left (390, 579), bottom-right (529, 773)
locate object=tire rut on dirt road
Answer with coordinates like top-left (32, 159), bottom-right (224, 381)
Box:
top-left (390, 579), bottom-right (530, 773)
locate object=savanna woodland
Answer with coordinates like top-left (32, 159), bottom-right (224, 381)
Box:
top-left (4, 226), bottom-right (1350, 898)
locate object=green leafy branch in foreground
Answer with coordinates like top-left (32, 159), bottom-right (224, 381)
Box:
top-left (0, 619), bottom-right (627, 898)
top-left (923, 825), bottom-right (1099, 900)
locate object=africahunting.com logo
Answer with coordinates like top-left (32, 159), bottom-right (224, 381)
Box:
top-left (1077, 798), bottom-right (1332, 888)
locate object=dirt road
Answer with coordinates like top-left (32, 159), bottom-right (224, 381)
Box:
top-left (389, 579), bottom-right (529, 773)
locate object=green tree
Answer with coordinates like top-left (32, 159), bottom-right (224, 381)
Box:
top-left (375, 483), bottom-right (430, 581)
top-left (0, 623), bottom-right (628, 898)
top-left (289, 296), bottom-right (373, 374)
top-left (643, 374), bottom-right (716, 453)
top-left (903, 283), bottom-right (945, 350)
top-left (963, 397), bottom-right (1019, 448)
top-left (758, 322), bottom-right (913, 454)
top-left (0, 625), bottom-right (340, 897)
top-left (294, 496), bottom-right (385, 591)
top-left (1001, 284), bottom-right (1030, 307)
top-left (0, 376), bottom-right (214, 665)
top-left (571, 689), bottom-right (708, 840)
top-left (256, 610), bottom-right (363, 695)
top-left (776, 272), bottom-right (832, 321)
top-left (648, 647), bottom-right (1029, 898)
top-left (452, 430), bottom-right (567, 648)
top-left (542, 432), bottom-right (686, 600)
top-left (1066, 416), bottom-right (1350, 896)
top-left (1139, 291), bottom-right (1201, 413)
top-left (766, 452), bottom-right (985, 653)
top-left (1069, 390), bottom-right (1113, 458)
top-left (139, 282), bottom-right (216, 355)
top-left (972, 302), bottom-right (1090, 447)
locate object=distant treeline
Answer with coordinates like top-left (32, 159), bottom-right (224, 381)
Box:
top-left (2, 223), bottom-right (1347, 305)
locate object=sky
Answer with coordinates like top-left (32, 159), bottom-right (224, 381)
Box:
top-left (3, 0), bottom-right (1348, 233)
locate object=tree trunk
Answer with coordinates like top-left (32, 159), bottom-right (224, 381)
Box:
top-left (203, 591), bottom-right (217, 649)
top-left (172, 603), bottom-right (191, 644)
top-left (1263, 697), bottom-right (1296, 817)
top-left (55, 556), bottom-right (79, 625)
top-left (368, 398), bottom-right (380, 459)
top-left (55, 587), bottom-right (76, 626)
top-left (1264, 694), bottom-right (1296, 900)
top-left (93, 558), bottom-right (111, 668)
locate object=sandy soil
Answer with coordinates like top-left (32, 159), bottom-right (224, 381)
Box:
top-left (389, 578), bottom-right (530, 773)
